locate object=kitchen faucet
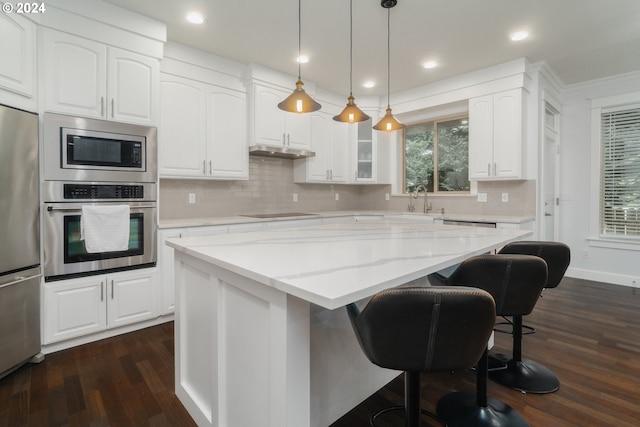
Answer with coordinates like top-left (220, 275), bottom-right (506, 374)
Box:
top-left (415, 184), bottom-right (432, 213)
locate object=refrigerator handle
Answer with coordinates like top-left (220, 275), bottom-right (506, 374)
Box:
top-left (0, 273), bottom-right (42, 290)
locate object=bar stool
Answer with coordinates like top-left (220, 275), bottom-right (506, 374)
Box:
top-left (347, 286), bottom-right (496, 427)
top-left (489, 241), bottom-right (571, 393)
top-left (436, 254), bottom-right (547, 427)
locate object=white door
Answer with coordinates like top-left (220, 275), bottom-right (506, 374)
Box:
top-left (108, 47), bottom-right (158, 125)
top-left (108, 269), bottom-right (158, 328)
top-left (42, 29), bottom-right (107, 118)
top-left (159, 75), bottom-right (207, 177)
top-left (208, 87), bottom-right (249, 179)
top-left (43, 275), bottom-right (107, 344)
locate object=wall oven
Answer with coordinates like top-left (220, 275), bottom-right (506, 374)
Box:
top-left (43, 112), bottom-right (157, 183)
top-left (43, 181), bottom-right (157, 281)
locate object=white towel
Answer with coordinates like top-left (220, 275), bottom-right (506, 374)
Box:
top-left (81, 205), bottom-right (131, 253)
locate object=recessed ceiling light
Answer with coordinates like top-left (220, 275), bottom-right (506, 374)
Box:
top-left (186, 12), bottom-right (204, 24)
top-left (297, 55), bottom-right (309, 64)
top-left (510, 31), bottom-right (529, 41)
top-left (422, 60), bottom-right (438, 69)
top-left (363, 81), bottom-right (375, 88)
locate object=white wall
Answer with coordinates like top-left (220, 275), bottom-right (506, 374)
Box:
top-left (560, 71), bottom-right (640, 287)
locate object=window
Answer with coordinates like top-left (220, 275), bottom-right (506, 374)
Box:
top-left (403, 116), bottom-right (470, 193)
top-left (599, 105), bottom-right (640, 238)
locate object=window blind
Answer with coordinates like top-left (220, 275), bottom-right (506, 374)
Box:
top-left (600, 105), bottom-right (640, 238)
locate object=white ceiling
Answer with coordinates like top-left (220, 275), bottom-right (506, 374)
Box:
top-left (104, 0), bottom-right (640, 97)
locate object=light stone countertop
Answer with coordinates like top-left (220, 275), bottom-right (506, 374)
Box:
top-left (158, 210), bottom-right (535, 229)
top-left (166, 218), bottom-right (532, 309)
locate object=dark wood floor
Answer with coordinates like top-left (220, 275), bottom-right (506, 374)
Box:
top-left (1, 277), bottom-right (639, 426)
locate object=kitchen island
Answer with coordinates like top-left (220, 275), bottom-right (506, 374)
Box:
top-left (166, 218), bottom-right (532, 427)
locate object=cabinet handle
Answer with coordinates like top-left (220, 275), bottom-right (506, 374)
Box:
top-left (287, 134), bottom-right (290, 146)
top-left (111, 99), bottom-right (114, 118)
top-left (100, 281), bottom-right (104, 302)
top-left (355, 171), bottom-right (357, 181)
top-left (111, 280), bottom-right (114, 299)
top-left (203, 160), bottom-right (206, 174)
top-left (329, 169), bottom-right (333, 180)
top-left (282, 133), bottom-right (286, 145)
top-left (100, 97), bottom-right (104, 116)
top-left (493, 162), bottom-right (497, 176)
top-left (209, 160), bottom-right (212, 175)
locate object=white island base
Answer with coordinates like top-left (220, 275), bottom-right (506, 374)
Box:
top-left (169, 220), bottom-right (531, 426)
top-left (174, 252), bottom-right (396, 427)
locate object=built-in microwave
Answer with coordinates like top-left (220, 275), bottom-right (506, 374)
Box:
top-left (43, 112), bottom-right (157, 183)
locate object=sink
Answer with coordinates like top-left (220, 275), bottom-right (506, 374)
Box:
top-left (239, 212), bottom-right (318, 219)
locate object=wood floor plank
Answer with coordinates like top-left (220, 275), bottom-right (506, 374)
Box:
top-left (1, 277), bottom-right (639, 426)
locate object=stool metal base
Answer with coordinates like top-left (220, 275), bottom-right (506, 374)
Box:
top-left (436, 391), bottom-right (530, 427)
top-left (370, 406), bottom-right (445, 427)
top-left (489, 353), bottom-right (560, 394)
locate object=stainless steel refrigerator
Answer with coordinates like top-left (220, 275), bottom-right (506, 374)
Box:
top-left (0, 104), bottom-right (42, 379)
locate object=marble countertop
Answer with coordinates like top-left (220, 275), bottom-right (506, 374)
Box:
top-left (166, 218), bottom-right (532, 309)
top-left (158, 210), bottom-right (535, 229)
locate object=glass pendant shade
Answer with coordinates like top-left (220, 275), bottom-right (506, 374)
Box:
top-left (333, 95), bottom-right (370, 123)
top-left (278, 79), bottom-right (321, 113)
top-left (373, 106), bottom-right (405, 131)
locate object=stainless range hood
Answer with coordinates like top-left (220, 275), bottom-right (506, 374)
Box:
top-left (249, 144), bottom-right (315, 160)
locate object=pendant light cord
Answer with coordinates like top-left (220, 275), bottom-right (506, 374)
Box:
top-left (386, 7), bottom-right (390, 107)
top-left (297, 0), bottom-right (302, 80)
top-left (349, 0), bottom-right (353, 96)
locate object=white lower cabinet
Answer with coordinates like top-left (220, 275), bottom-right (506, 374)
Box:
top-left (43, 268), bottom-right (158, 344)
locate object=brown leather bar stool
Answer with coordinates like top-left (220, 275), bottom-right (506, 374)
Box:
top-left (489, 241), bottom-right (571, 393)
top-left (347, 286), bottom-right (496, 427)
top-left (435, 254), bottom-right (548, 427)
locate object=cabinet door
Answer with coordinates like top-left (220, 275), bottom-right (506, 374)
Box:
top-left (108, 47), bottom-right (159, 125)
top-left (0, 13), bottom-right (36, 108)
top-left (107, 269), bottom-right (158, 328)
top-left (493, 89), bottom-right (522, 178)
top-left (159, 75), bottom-right (208, 177)
top-left (354, 118), bottom-right (376, 182)
top-left (159, 229), bottom-right (185, 315)
top-left (307, 111), bottom-right (332, 181)
top-left (330, 121), bottom-right (348, 182)
top-left (254, 85), bottom-right (286, 146)
top-left (43, 275), bottom-right (107, 344)
top-left (42, 29), bottom-right (107, 119)
top-left (284, 111), bottom-right (311, 148)
top-left (208, 87), bottom-right (249, 179)
top-left (468, 95), bottom-right (494, 179)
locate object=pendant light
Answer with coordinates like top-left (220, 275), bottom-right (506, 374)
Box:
top-left (373, 0), bottom-right (405, 132)
top-left (333, 0), bottom-right (370, 123)
top-left (278, 0), bottom-right (321, 113)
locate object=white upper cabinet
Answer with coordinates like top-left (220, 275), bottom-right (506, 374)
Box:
top-left (207, 86), bottom-right (248, 179)
top-left (251, 83), bottom-right (311, 149)
top-left (293, 108), bottom-right (347, 183)
top-left (159, 73), bottom-right (248, 180)
top-left (0, 13), bottom-right (37, 111)
top-left (159, 75), bottom-right (207, 177)
top-left (42, 28), bottom-right (159, 125)
top-left (468, 88), bottom-right (524, 180)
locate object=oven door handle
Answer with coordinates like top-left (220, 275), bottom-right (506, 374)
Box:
top-left (46, 205), bottom-right (157, 212)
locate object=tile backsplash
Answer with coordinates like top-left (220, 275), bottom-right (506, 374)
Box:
top-left (159, 157), bottom-right (535, 219)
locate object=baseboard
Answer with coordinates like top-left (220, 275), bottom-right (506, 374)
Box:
top-left (566, 267), bottom-right (640, 288)
top-left (41, 314), bottom-right (174, 355)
